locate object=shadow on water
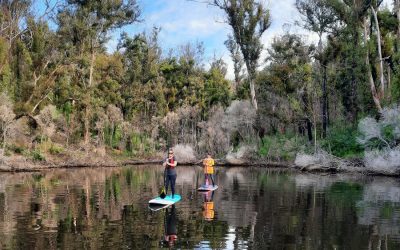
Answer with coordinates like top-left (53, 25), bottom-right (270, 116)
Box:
top-left (0, 166), bottom-right (399, 249)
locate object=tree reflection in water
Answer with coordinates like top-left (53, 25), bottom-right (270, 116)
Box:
top-left (0, 167), bottom-right (399, 249)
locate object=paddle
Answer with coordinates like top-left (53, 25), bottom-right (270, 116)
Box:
top-left (159, 168), bottom-right (167, 199)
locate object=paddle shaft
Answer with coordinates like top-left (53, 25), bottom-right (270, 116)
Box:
top-left (163, 168), bottom-right (166, 188)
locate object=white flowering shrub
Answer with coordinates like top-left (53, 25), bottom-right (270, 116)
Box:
top-left (364, 149), bottom-right (400, 174)
top-left (357, 106), bottom-right (400, 149)
top-left (172, 144), bottom-right (196, 162)
top-left (358, 106), bottom-right (400, 171)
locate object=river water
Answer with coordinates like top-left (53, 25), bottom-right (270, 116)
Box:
top-left (0, 166), bottom-right (399, 249)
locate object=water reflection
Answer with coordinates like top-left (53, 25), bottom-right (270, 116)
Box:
top-left (0, 167), bottom-right (398, 249)
top-left (202, 191), bottom-right (215, 221)
top-left (162, 205), bottom-right (178, 248)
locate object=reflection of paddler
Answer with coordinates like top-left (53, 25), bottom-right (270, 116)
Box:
top-left (202, 191), bottom-right (215, 221)
top-left (163, 205), bottom-right (178, 247)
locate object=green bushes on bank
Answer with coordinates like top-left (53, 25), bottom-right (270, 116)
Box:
top-left (31, 150), bottom-right (45, 161)
top-left (259, 134), bottom-right (310, 161)
top-left (321, 125), bottom-right (364, 158)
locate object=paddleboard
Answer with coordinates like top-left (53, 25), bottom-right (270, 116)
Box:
top-left (148, 194), bottom-right (181, 206)
top-left (148, 203), bottom-right (170, 211)
top-left (197, 185), bottom-right (218, 192)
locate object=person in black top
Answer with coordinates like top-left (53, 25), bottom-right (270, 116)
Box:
top-left (163, 148), bottom-right (177, 198)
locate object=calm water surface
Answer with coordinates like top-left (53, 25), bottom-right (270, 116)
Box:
top-left (0, 166), bottom-right (399, 249)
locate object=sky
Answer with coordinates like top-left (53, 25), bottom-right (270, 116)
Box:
top-left (107, 0), bottom-right (319, 79)
top-left (34, 0), bottom-right (394, 80)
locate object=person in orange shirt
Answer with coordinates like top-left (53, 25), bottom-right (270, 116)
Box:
top-left (202, 153), bottom-right (215, 187)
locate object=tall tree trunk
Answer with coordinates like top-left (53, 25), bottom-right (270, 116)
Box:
top-left (322, 65), bottom-right (327, 138)
top-left (313, 111), bottom-right (317, 152)
top-left (349, 29), bottom-right (359, 124)
top-left (84, 49), bottom-right (96, 145)
top-left (371, 6), bottom-right (385, 97)
top-left (317, 35), bottom-right (328, 138)
top-left (84, 106), bottom-right (90, 144)
top-left (89, 51), bottom-right (95, 87)
top-left (2, 129), bottom-right (6, 155)
top-left (364, 18), bottom-right (383, 112)
top-left (246, 63), bottom-right (258, 110)
top-left (350, 62), bottom-right (357, 123)
top-left (306, 118), bottom-right (313, 142)
top-left (395, 0), bottom-right (400, 38)
top-left (249, 78), bottom-right (258, 110)
top-left (387, 64), bottom-right (391, 101)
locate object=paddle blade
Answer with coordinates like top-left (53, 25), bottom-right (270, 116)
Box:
top-left (159, 187), bottom-right (166, 199)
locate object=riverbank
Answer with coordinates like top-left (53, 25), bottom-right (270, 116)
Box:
top-left (1, 146), bottom-right (399, 177)
top-left (1, 151), bottom-right (399, 177)
top-left (0, 152), bottom-right (291, 172)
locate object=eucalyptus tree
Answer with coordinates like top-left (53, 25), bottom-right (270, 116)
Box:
top-left (23, 19), bottom-right (62, 114)
top-left (259, 33), bottom-right (314, 140)
top-left (369, 0), bottom-right (385, 110)
top-left (118, 28), bottom-right (164, 119)
top-left (296, 0), bottom-right (339, 137)
top-left (0, 0), bottom-right (31, 48)
top-left (394, 0), bottom-right (400, 38)
top-left (56, 0), bottom-right (141, 144)
top-left (224, 35), bottom-right (245, 92)
top-left (213, 0), bottom-right (271, 110)
top-left (0, 0), bottom-right (31, 101)
top-left (323, 0), bottom-right (373, 123)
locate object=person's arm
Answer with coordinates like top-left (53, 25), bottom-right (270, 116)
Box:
top-left (172, 157), bottom-right (177, 167)
top-left (166, 157), bottom-right (177, 167)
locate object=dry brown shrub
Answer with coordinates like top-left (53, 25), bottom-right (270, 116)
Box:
top-left (198, 105), bottom-right (229, 155)
top-left (161, 111), bottom-right (180, 145)
top-left (198, 100), bottom-right (257, 156)
top-left (0, 94), bottom-right (16, 153)
top-left (35, 105), bottom-right (58, 140)
top-left (172, 144), bottom-right (196, 162)
top-left (8, 117), bottom-right (32, 149)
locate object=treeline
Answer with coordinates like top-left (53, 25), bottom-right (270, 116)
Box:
top-left (1, 0), bottom-right (400, 161)
top-left (254, 0), bottom-right (400, 159)
top-left (0, 0), bottom-right (233, 158)
top-left (215, 0), bottom-right (400, 160)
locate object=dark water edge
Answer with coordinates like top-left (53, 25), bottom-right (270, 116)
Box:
top-left (0, 166), bottom-right (399, 249)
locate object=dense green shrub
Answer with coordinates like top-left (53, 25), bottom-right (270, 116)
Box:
top-left (259, 134), bottom-right (310, 161)
top-left (10, 145), bottom-right (24, 154)
top-left (49, 144), bottom-right (64, 155)
top-left (321, 126), bottom-right (364, 158)
top-left (31, 150), bottom-right (45, 161)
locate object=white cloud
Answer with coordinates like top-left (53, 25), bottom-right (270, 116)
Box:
top-left (107, 0), bottom-right (395, 80)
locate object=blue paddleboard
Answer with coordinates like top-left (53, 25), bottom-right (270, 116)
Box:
top-left (148, 194), bottom-right (181, 206)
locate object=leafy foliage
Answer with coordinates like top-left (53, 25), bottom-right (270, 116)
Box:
top-left (321, 125), bottom-right (364, 158)
top-left (2, 0), bottom-right (400, 165)
top-left (259, 134), bottom-right (310, 161)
